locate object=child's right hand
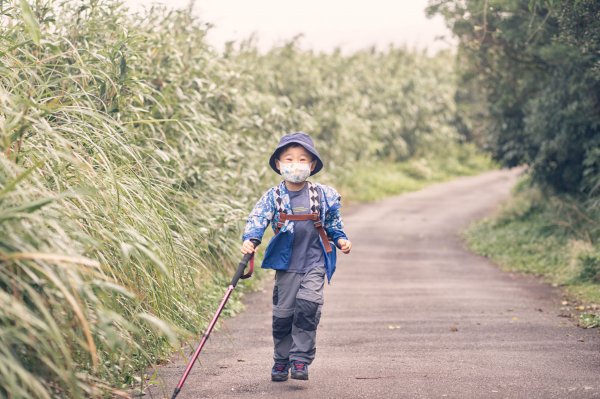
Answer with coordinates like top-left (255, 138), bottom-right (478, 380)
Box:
top-left (241, 240), bottom-right (256, 255)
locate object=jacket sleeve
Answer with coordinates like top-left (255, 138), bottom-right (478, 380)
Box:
top-left (323, 187), bottom-right (348, 244)
top-left (242, 188), bottom-right (275, 243)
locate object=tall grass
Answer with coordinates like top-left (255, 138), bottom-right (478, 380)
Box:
top-left (1, 0), bottom-right (490, 397)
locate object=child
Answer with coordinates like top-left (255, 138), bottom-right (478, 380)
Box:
top-left (241, 131), bottom-right (352, 382)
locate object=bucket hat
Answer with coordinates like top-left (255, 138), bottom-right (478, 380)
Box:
top-left (269, 132), bottom-right (323, 176)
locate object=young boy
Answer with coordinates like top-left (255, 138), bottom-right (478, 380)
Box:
top-left (241, 132), bottom-right (352, 382)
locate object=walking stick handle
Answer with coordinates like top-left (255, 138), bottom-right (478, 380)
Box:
top-left (230, 239), bottom-right (260, 286)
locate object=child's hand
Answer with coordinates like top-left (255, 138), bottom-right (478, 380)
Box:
top-left (337, 238), bottom-right (352, 254)
top-left (241, 240), bottom-right (256, 255)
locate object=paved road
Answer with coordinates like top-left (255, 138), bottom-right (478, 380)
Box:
top-left (145, 169), bottom-right (600, 399)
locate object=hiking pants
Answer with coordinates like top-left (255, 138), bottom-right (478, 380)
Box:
top-left (272, 265), bottom-right (325, 365)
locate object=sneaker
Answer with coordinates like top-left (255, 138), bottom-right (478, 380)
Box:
top-left (271, 362), bottom-right (290, 382)
top-left (290, 360), bottom-right (308, 380)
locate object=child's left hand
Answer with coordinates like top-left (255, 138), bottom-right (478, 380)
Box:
top-left (337, 239), bottom-right (352, 254)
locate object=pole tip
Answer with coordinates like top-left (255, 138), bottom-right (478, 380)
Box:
top-left (171, 388), bottom-right (180, 399)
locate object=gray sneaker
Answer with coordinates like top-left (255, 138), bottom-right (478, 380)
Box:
top-left (271, 362), bottom-right (290, 382)
top-left (290, 360), bottom-right (308, 380)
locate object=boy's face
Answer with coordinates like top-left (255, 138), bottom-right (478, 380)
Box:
top-left (275, 145), bottom-right (317, 173)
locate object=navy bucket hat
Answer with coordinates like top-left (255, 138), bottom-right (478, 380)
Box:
top-left (269, 132), bottom-right (324, 176)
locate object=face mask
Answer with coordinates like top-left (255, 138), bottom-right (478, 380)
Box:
top-left (279, 162), bottom-right (311, 183)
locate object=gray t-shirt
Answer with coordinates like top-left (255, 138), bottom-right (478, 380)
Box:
top-left (287, 184), bottom-right (324, 273)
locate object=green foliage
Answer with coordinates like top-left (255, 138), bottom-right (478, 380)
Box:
top-left (237, 42), bottom-right (464, 169)
top-left (579, 313), bottom-right (600, 329)
top-left (0, 0), bottom-right (490, 397)
top-left (338, 143), bottom-right (494, 203)
top-left (578, 251), bottom-right (600, 284)
top-left (465, 176), bottom-right (600, 306)
top-left (427, 0), bottom-right (600, 197)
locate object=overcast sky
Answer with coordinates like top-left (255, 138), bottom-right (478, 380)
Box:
top-left (124, 0), bottom-right (456, 54)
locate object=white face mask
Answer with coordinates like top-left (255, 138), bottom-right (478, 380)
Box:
top-left (279, 162), bottom-right (311, 183)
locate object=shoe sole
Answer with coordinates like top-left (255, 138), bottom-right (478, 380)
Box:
top-left (271, 375), bottom-right (288, 382)
top-left (290, 373), bottom-right (308, 381)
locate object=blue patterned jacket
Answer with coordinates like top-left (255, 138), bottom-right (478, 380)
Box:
top-left (242, 181), bottom-right (348, 283)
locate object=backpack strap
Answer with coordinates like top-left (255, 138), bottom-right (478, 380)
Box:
top-left (274, 184), bottom-right (286, 232)
top-left (308, 181), bottom-right (320, 214)
top-left (308, 182), bottom-right (332, 253)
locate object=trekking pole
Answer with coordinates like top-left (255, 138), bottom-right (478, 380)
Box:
top-left (171, 238), bottom-right (260, 399)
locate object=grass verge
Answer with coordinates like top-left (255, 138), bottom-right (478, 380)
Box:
top-left (465, 176), bottom-right (600, 329)
top-left (337, 143), bottom-right (494, 203)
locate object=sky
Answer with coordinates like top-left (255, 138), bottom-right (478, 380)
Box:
top-left (124, 0), bottom-right (456, 54)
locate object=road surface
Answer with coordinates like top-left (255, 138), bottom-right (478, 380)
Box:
top-left (144, 169), bottom-right (600, 399)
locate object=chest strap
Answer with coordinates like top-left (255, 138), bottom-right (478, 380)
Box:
top-left (276, 213), bottom-right (333, 253)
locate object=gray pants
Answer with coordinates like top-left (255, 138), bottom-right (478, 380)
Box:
top-left (272, 265), bottom-right (325, 365)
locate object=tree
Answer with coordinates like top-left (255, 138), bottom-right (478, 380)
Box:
top-left (427, 0), bottom-right (600, 196)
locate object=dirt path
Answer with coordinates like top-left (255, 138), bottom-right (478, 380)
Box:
top-left (145, 169), bottom-right (600, 399)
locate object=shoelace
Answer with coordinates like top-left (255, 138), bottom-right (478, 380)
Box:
top-left (273, 363), bottom-right (287, 372)
top-left (292, 362), bottom-right (306, 370)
